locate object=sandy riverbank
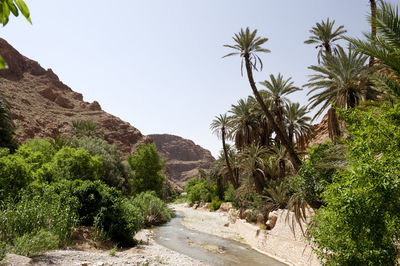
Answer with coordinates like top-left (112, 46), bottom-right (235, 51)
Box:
top-left (174, 204), bottom-right (320, 266)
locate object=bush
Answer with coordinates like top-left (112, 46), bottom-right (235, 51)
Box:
top-left (12, 230), bottom-right (59, 257)
top-left (127, 143), bottom-right (165, 196)
top-left (0, 154), bottom-right (32, 200)
top-left (224, 184), bottom-right (237, 206)
top-left (310, 106), bottom-right (400, 265)
top-left (132, 191), bottom-right (174, 226)
top-left (16, 139), bottom-right (56, 170)
top-left (210, 196), bottom-right (222, 211)
top-left (185, 178), bottom-right (217, 203)
top-left (70, 136), bottom-right (133, 195)
top-left (290, 142), bottom-right (337, 209)
top-left (49, 146), bottom-right (103, 181)
top-left (0, 187), bottom-right (77, 255)
top-left (51, 180), bottom-right (143, 247)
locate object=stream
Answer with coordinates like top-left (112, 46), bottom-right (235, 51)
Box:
top-left (153, 212), bottom-right (286, 266)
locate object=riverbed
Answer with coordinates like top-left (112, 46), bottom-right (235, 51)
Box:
top-left (154, 212), bottom-right (285, 266)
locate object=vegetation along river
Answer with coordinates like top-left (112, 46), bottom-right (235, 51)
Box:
top-left (154, 212), bottom-right (286, 266)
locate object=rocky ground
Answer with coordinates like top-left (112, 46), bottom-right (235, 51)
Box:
top-left (2, 230), bottom-right (206, 266)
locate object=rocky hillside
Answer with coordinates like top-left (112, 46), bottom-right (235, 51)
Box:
top-left (149, 134), bottom-right (215, 188)
top-left (0, 38), bottom-right (151, 155)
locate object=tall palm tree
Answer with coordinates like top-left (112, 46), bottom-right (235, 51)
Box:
top-left (259, 73), bottom-right (300, 143)
top-left (284, 101), bottom-right (312, 148)
top-left (217, 144), bottom-right (240, 188)
top-left (228, 98), bottom-right (259, 150)
top-left (223, 27), bottom-right (302, 170)
top-left (304, 18), bottom-right (347, 63)
top-left (369, 0), bottom-right (378, 66)
top-left (248, 94), bottom-right (273, 148)
top-left (347, 1), bottom-right (400, 101)
top-left (210, 114), bottom-right (238, 188)
top-left (238, 144), bottom-right (268, 194)
top-left (305, 46), bottom-right (376, 142)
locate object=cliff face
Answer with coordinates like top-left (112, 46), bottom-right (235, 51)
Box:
top-left (0, 38), bottom-right (151, 155)
top-left (149, 134), bottom-right (215, 187)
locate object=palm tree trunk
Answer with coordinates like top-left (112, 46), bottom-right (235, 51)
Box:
top-left (327, 108), bottom-right (341, 143)
top-left (244, 54), bottom-right (302, 170)
top-left (222, 129), bottom-right (238, 188)
top-left (253, 171), bottom-right (265, 194)
top-left (369, 0), bottom-right (377, 67)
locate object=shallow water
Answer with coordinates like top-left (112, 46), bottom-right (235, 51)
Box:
top-left (153, 212), bottom-right (286, 266)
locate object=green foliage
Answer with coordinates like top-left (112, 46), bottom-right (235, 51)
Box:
top-left (49, 146), bottom-right (103, 181)
top-left (210, 196), bottom-right (222, 211)
top-left (0, 187), bottom-right (77, 255)
top-left (16, 139), bottom-right (56, 171)
top-left (0, 154), bottom-right (32, 200)
top-left (127, 143), bottom-right (165, 195)
top-left (12, 230), bottom-right (59, 257)
top-left (132, 191), bottom-right (174, 227)
top-left (71, 120), bottom-right (99, 138)
top-left (70, 136), bottom-right (133, 194)
top-left (264, 179), bottom-right (291, 210)
top-left (290, 142), bottom-right (337, 209)
top-left (185, 178), bottom-right (217, 203)
top-left (310, 105), bottom-right (400, 265)
top-left (223, 184), bottom-right (238, 206)
top-left (51, 180), bottom-right (143, 247)
top-left (0, 0), bottom-right (31, 68)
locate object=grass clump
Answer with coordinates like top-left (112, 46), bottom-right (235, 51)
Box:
top-left (132, 191), bottom-right (174, 226)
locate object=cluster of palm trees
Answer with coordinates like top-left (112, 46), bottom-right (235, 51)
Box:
top-left (210, 0), bottom-right (398, 201)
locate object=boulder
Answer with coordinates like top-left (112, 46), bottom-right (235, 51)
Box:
top-left (218, 202), bottom-right (233, 212)
top-left (192, 203), bottom-right (199, 210)
top-left (266, 212), bottom-right (278, 230)
top-left (88, 101), bottom-right (102, 111)
top-left (2, 254), bottom-right (33, 266)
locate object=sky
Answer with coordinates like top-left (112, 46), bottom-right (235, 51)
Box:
top-left (2, 0), bottom-right (400, 158)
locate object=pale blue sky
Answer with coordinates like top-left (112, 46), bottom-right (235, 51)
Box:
top-left (2, 0), bottom-right (400, 157)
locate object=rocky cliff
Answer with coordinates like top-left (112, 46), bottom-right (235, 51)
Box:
top-left (0, 38), bottom-right (151, 155)
top-left (149, 134), bottom-right (215, 188)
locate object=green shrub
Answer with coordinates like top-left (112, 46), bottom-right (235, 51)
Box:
top-left (49, 146), bottom-right (103, 181)
top-left (310, 106), bottom-right (400, 265)
top-left (16, 139), bottom-right (56, 169)
top-left (51, 180), bottom-right (143, 247)
top-left (290, 142), bottom-right (337, 209)
top-left (0, 187), bottom-right (77, 251)
top-left (127, 143), bottom-right (165, 196)
top-left (0, 154), bottom-right (32, 200)
top-left (70, 136), bottom-right (133, 195)
top-left (0, 148), bottom-right (9, 158)
top-left (132, 191), bottom-right (174, 226)
top-left (0, 94), bottom-right (17, 152)
top-left (210, 196), bottom-right (222, 211)
top-left (71, 120), bottom-right (99, 137)
top-left (224, 184), bottom-right (237, 206)
top-left (185, 178), bottom-right (216, 203)
top-left (12, 230), bottom-right (59, 257)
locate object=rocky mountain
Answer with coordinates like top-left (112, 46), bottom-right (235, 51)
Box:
top-left (0, 38), bottom-right (151, 155)
top-left (149, 134), bottom-right (215, 188)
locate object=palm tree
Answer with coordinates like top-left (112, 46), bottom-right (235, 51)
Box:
top-left (217, 144), bottom-right (240, 188)
top-left (210, 114), bottom-right (238, 188)
top-left (347, 1), bottom-right (400, 101)
top-left (0, 93), bottom-right (17, 152)
top-left (305, 46), bottom-right (376, 142)
top-left (228, 98), bottom-right (259, 150)
top-left (223, 27), bottom-right (302, 170)
top-left (266, 145), bottom-right (294, 180)
top-left (304, 18), bottom-right (347, 63)
top-left (238, 144), bottom-right (268, 194)
top-left (284, 101), bottom-right (312, 148)
top-left (369, 0), bottom-right (378, 66)
top-left (259, 73), bottom-right (300, 144)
